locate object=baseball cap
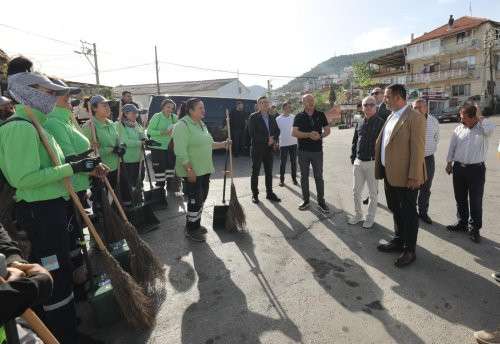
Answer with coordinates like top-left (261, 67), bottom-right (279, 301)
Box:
top-left (89, 95), bottom-right (109, 106)
top-left (122, 103), bottom-right (138, 113)
top-left (52, 79), bottom-right (81, 96)
top-left (8, 72), bottom-right (70, 96)
top-left (0, 96), bottom-right (12, 106)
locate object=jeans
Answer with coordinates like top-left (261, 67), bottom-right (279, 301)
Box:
top-left (452, 162), bottom-right (485, 230)
top-left (251, 144), bottom-right (274, 196)
top-left (298, 150), bottom-right (324, 202)
top-left (279, 144), bottom-right (297, 182)
top-left (352, 159), bottom-right (378, 221)
top-left (418, 155), bottom-right (435, 215)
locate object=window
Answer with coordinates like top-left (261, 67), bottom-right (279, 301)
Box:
top-left (495, 28), bottom-right (500, 40)
top-left (456, 31), bottom-right (471, 44)
top-left (451, 56), bottom-right (476, 69)
top-left (451, 84), bottom-right (471, 97)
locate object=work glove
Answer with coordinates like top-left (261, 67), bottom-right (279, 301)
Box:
top-left (65, 149), bottom-right (94, 163)
top-left (70, 157), bottom-right (101, 174)
top-left (144, 139), bottom-right (161, 147)
top-left (113, 144), bottom-right (127, 157)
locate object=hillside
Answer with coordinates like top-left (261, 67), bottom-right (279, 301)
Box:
top-left (279, 45), bottom-right (403, 92)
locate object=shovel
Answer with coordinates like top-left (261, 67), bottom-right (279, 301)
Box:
top-left (213, 139), bottom-right (230, 230)
top-left (121, 155), bottom-right (160, 234)
top-left (142, 143), bottom-right (168, 210)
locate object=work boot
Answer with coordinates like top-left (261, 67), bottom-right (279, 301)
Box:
top-left (318, 199), bottom-right (330, 214)
top-left (266, 193), bottom-right (281, 202)
top-left (185, 227), bottom-right (206, 242)
top-left (473, 329), bottom-right (500, 344)
top-left (292, 178), bottom-right (298, 186)
top-left (252, 195), bottom-right (260, 204)
top-left (470, 229), bottom-right (481, 243)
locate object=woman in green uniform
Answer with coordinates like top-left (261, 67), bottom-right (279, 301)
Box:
top-left (116, 103), bottom-right (148, 205)
top-left (43, 80), bottom-right (93, 287)
top-left (173, 98), bottom-right (230, 242)
top-left (2, 68), bottom-right (101, 343)
top-left (147, 99), bottom-right (177, 189)
top-left (82, 95), bottom-right (125, 207)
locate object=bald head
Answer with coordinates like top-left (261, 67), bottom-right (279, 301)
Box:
top-left (412, 98), bottom-right (428, 116)
top-left (302, 94), bottom-right (315, 113)
top-left (371, 87), bottom-right (384, 105)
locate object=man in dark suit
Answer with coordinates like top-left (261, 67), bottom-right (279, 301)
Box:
top-left (374, 84), bottom-right (426, 268)
top-left (371, 87), bottom-right (391, 122)
top-left (226, 100), bottom-right (249, 157)
top-left (247, 96), bottom-right (281, 204)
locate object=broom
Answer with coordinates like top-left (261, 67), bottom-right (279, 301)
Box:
top-left (89, 111), bottom-right (165, 287)
top-left (25, 106), bottom-right (155, 329)
top-left (103, 178), bottom-right (166, 288)
top-left (224, 110), bottom-right (246, 231)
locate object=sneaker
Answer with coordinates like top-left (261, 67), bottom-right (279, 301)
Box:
top-left (473, 329), bottom-right (500, 344)
top-left (298, 201), bottom-right (310, 210)
top-left (362, 219), bottom-right (375, 229)
top-left (492, 271), bottom-right (500, 283)
top-left (185, 227), bottom-right (206, 242)
top-left (318, 200), bottom-right (330, 214)
top-left (348, 214), bottom-right (364, 225)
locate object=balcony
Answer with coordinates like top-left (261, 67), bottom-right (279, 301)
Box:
top-left (407, 39), bottom-right (481, 61)
top-left (441, 38), bottom-right (481, 54)
top-left (406, 67), bottom-right (477, 85)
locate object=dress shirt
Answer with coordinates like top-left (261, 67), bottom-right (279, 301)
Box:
top-left (446, 119), bottom-right (496, 164)
top-left (276, 114), bottom-right (297, 147)
top-left (351, 115), bottom-right (385, 162)
top-left (424, 114), bottom-right (440, 157)
top-left (261, 112), bottom-right (270, 131)
top-left (381, 104), bottom-right (408, 166)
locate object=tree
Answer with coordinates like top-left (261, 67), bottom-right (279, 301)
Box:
top-left (352, 62), bottom-right (374, 89)
top-left (328, 83), bottom-right (337, 106)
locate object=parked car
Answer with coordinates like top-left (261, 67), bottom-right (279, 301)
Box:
top-left (433, 107), bottom-right (460, 123)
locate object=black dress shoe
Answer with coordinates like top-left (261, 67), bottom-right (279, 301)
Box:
top-left (279, 181), bottom-right (285, 187)
top-left (446, 223), bottom-right (468, 232)
top-left (419, 213), bottom-right (433, 224)
top-left (470, 229), bottom-right (481, 243)
top-left (266, 193), bottom-right (281, 202)
top-left (394, 250), bottom-right (416, 268)
top-left (292, 179), bottom-right (298, 186)
top-left (252, 195), bottom-right (259, 204)
top-left (377, 240), bottom-right (404, 253)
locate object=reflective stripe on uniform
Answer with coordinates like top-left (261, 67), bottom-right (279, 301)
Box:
top-left (186, 210), bottom-right (202, 222)
top-left (43, 292), bottom-right (74, 312)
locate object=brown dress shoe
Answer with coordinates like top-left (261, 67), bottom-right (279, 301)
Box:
top-left (394, 250), bottom-right (416, 268)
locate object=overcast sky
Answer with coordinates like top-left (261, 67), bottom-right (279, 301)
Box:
top-left (2, 0), bottom-right (499, 89)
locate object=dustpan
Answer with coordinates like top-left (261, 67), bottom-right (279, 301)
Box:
top-left (213, 144), bottom-right (230, 230)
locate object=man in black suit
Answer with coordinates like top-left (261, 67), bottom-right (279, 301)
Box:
top-left (371, 87), bottom-right (391, 122)
top-left (247, 96), bottom-right (281, 204)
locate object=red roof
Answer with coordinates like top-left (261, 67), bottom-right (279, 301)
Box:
top-left (410, 16), bottom-right (498, 45)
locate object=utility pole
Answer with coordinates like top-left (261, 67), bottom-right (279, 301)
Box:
top-left (74, 40), bottom-right (100, 85)
top-left (155, 45), bottom-right (160, 95)
top-left (483, 28), bottom-right (496, 114)
top-left (267, 80), bottom-right (272, 99)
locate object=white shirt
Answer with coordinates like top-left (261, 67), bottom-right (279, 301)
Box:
top-left (446, 119), bottom-right (495, 164)
top-left (276, 114), bottom-right (297, 147)
top-left (424, 114), bottom-right (440, 157)
top-left (381, 104), bottom-right (408, 166)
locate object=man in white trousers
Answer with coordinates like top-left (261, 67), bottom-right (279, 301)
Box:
top-left (349, 96), bottom-right (385, 228)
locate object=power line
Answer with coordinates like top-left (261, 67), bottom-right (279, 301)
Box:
top-left (66, 62), bottom-right (155, 79)
top-left (0, 23), bottom-right (79, 47)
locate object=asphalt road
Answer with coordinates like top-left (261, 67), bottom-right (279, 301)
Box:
top-left (87, 116), bottom-right (500, 344)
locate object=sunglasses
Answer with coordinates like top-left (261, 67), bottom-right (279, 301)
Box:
top-left (363, 103), bottom-right (376, 107)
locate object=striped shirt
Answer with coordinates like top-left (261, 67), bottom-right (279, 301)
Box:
top-left (446, 119), bottom-right (496, 164)
top-left (424, 114), bottom-right (440, 156)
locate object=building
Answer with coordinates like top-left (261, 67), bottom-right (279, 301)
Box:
top-left (406, 16), bottom-right (500, 111)
top-left (369, 48), bottom-right (408, 86)
top-left (113, 78), bottom-right (253, 109)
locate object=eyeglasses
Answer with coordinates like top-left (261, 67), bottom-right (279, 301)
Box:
top-left (363, 103), bottom-right (376, 107)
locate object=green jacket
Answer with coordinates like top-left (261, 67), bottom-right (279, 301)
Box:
top-left (82, 117), bottom-right (121, 171)
top-left (116, 121), bottom-right (145, 163)
top-left (44, 106), bottom-right (91, 193)
top-left (173, 116), bottom-right (214, 177)
top-left (0, 105), bottom-right (73, 202)
top-left (147, 112), bottom-right (177, 150)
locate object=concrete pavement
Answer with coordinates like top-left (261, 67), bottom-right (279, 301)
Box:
top-left (90, 117), bottom-right (500, 344)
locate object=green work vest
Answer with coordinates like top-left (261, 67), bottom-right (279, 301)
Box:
top-left (0, 326), bottom-right (6, 344)
top-left (173, 116), bottom-right (215, 177)
top-left (0, 105), bottom-right (73, 202)
top-left (147, 112), bottom-right (177, 150)
top-left (44, 106), bottom-right (91, 192)
top-left (82, 117), bottom-right (121, 171)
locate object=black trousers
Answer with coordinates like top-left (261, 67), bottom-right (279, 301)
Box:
top-left (279, 144), bottom-right (297, 182)
top-left (452, 162), bottom-right (485, 230)
top-left (251, 144), bottom-right (274, 196)
top-left (183, 174), bottom-right (210, 230)
top-left (119, 162), bottom-right (145, 203)
top-left (66, 191), bottom-right (88, 271)
top-left (298, 150), bottom-right (324, 202)
top-left (16, 198), bottom-right (78, 344)
top-left (418, 155), bottom-right (435, 215)
top-left (384, 178), bottom-right (419, 251)
top-left (90, 169), bottom-right (118, 207)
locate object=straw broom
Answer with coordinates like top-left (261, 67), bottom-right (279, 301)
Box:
top-left (25, 106), bottom-right (154, 329)
top-left (103, 178), bottom-right (166, 288)
top-left (225, 110), bottom-right (246, 231)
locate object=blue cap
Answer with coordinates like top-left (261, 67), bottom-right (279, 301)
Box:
top-left (122, 103), bottom-right (138, 113)
top-left (89, 95), bottom-right (109, 106)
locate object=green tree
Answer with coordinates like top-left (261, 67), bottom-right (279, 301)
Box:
top-left (352, 62), bottom-right (374, 89)
top-left (328, 83), bottom-right (337, 106)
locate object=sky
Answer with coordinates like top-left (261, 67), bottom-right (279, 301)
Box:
top-left (1, 0), bottom-right (499, 89)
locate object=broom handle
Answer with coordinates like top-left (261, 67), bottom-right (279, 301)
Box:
top-left (87, 103), bottom-right (99, 156)
top-left (225, 110), bottom-right (234, 183)
top-left (25, 107), bottom-right (107, 252)
top-left (21, 309), bottom-right (60, 344)
top-left (104, 177), bottom-right (129, 222)
top-left (142, 143), bottom-right (154, 190)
